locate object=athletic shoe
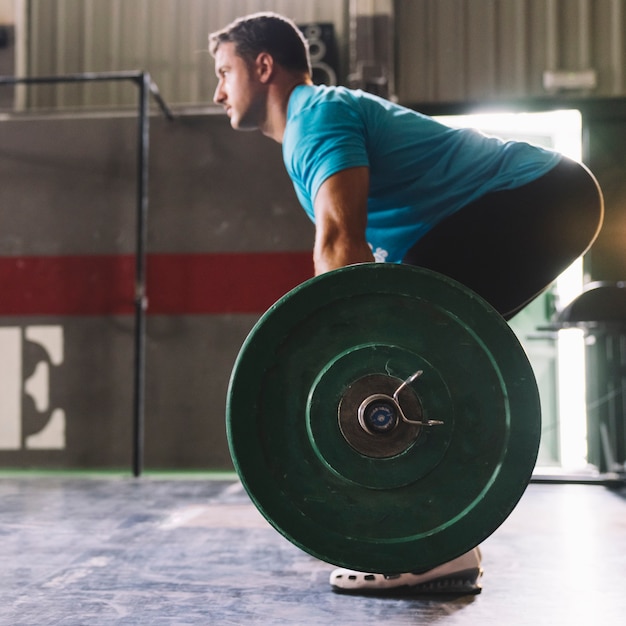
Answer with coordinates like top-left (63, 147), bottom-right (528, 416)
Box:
top-left (329, 547), bottom-right (482, 595)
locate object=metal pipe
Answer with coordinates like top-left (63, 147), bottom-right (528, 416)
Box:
top-left (0, 70), bottom-right (145, 84)
top-left (147, 76), bottom-right (175, 121)
top-left (0, 71), bottom-right (175, 119)
top-left (132, 72), bottom-right (150, 478)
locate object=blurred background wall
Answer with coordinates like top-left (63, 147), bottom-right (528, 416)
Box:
top-left (1, 0), bottom-right (625, 472)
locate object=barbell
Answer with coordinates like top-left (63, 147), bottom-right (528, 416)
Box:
top-left (226, 263), bottom-right (541, 574)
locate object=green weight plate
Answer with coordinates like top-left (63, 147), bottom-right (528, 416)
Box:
top-left (226, 263), bottom-right (541, 574)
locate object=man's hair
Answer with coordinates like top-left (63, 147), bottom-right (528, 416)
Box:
top-left (209, 12), bottom-right (311, 75)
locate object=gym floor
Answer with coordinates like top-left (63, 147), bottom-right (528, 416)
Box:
top-left (1, 476), bottom-right (625, 626)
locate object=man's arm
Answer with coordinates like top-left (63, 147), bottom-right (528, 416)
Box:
top-left (312, 166), bottom-right (375, 275)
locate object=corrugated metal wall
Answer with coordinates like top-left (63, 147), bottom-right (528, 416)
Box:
top-left (23, 0), bottom-right (348, 109)
top-left (17, 0), bottom-right (626, 109)
top-left (396, 0), bottom-right (626, 103)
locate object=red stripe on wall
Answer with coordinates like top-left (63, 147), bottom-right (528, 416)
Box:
top-left (148, 252), bottom-right (313, 314)
top-left (0, 252), bottom-right (314, 316)
top-left (0, 255), bottom-right (136, 316)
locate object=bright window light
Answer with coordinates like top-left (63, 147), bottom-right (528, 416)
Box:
top-left (435, 109), bottom-right (588, 470)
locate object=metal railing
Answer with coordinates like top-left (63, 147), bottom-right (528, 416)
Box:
top-left (0, 71), bottom-right (175, 477)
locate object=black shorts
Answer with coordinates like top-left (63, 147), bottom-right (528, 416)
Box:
top-left (402, 157), bottom-right (604, 319)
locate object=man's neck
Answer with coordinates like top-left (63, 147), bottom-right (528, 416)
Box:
top-left (261, 77), bottom-right (312, 143)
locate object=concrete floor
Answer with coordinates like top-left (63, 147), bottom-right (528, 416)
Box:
top-left (1, 477), bottom-right (625, 625)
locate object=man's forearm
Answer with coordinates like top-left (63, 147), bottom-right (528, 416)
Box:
top-left (312, 167), bottom-right (373, 275)
top-left (313, 239), bottom-right (374, 275)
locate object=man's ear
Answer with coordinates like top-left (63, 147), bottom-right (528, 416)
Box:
top-left (255, 52), bottom-right (275, 83)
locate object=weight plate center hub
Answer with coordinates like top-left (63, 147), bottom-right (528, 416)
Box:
top-left (360, 394), bottom-right (399, 434)
top-left (306, 343), bottom-right (454, 490)
top-left (339, 374), bottom-right (426, 458)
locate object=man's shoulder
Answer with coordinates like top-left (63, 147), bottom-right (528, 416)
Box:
top-left (288, 84), bottom-right (361, 113)
top-left (289, 85), bottom-right (414, 127)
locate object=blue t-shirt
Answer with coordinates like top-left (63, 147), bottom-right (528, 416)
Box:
top-left (282, 85), bottom-right (562, 263)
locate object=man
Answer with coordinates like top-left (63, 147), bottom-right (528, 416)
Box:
top-left (209, 12), bottom-right (603, 594)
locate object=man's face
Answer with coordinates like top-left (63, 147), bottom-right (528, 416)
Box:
top-left (213, 42), bottom-right (265, 131)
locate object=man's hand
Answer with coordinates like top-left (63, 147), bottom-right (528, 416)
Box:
top-left (313, 166), bottom-right (375, 275)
